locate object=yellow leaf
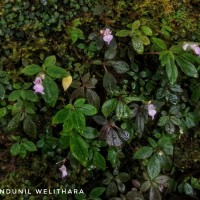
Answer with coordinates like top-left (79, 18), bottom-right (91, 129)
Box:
top-left (62, 76), bottom-right (72, 91)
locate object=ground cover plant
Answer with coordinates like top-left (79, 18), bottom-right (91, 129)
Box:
top-left (0, 0), bottom-right (200, 199)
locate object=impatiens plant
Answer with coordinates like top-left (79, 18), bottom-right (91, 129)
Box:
top-left (1, 1), bottom-right (200, 199)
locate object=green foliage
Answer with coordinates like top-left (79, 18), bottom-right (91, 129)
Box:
top-left (1, 0), bottom-right (200, 199)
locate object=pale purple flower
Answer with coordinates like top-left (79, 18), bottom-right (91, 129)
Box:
top-left (59, 164), bottom-right (67, 178)
top-left (147, 104), bottom-right (157, 120)
top-left (33, 83), bottom-right (45, 94)
top-left (33, 75), bottom-right (45, 94)
top-left (182, 42), bottom-right (200, 56)
top-left (194, 46), bottom-right (200, 56)
top-left (100, 28), bottom-right (113, 45)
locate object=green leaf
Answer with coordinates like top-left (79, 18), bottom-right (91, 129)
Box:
top-left (107, 148), bottom-right (119, 168)
top-left (158, 116), bottom-right (169, 126)
top-left (106, 181), bottom-right (118, 198)
top-left (141, 26), bottom-right (153, 36)
top-left (46, 66), bottom-right (68, 78)
top-left (44, 55), bottom-right (56, 68)
top-left (52, 108), bottom-right (71, 124)
top-left (152, 37), bottom-right (167, 50)
top-left (6, 112), bottom-right (22, 132)
top-left (112, 61), bottom-right (130, 74)
top-left (116, 100), bottom-right (130, 119)
top-left (175, 56), bottom-right (198, 78)
top-left (184, 183), bottom-right (193, 196)
top-left (72, 111), bottom-right (85, 133)
top-left (8, 90), bottom-right (21, 101)
top-left (134, 146), bottom-right (154, 159)
top-left (139, 35), bottom-right (150, 45)
top-left (93, 151), bottom-right (106, 170)
top-left (116, 173), bottom-right (130, 182)
top-left (149, 187), bottom-right (162, 200)
top-left (104, 48), bottom-right (117, 60)
top-left (102, 98), bottom-right (117, 118)
top-left (103, 71), bottom-right (117, 94)
top-left (21, 90), bottom-right (39, 102)
top-left (77, 104), bottom-right (97, 116)
top-left (10, 142), bottom-right (20, 156)
top-left (0, 107), bottom-right (6, 118)
top-left (115, 30), bottom-right (131, 37)
top-left (0, 83), bottom-right (5, 99)
top-left (43, 75), bottom-right (59, 107)
top-left (89, 187), bottom-right (106, 198)
top-left (23, 115), bottom-right (37, 138)
top-left (70, 134), bottom-right (88, 166)
top-left (21, 64), bottom-right (42, 75)
top-left (74, 98), bottom-right (86, 107)
top-left (165, 56), bottom-right (178, 84)
top-left (93, 5), bottom-right (105, 15)
top-left (22, 140), bottom-right (37, 152)
top-left (141, 181), bottom-right (151, 192)
top-left (132, 20), bottom-right (140, 30)
top-left (132, 37), bottom-right (144, 54)
top-left (82, 126), bottom-right (99, 139)
top-left (170, 116), bottom-right (181, 126)
top-left (86, 89), bottom-right (100, 109)
top-left (147, 155), bottom-right (161, 180)
top-left (157, 136), bottom-right (173, 156)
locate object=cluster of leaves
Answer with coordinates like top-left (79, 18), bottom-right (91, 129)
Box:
top-left (1, 1), bottom-right (200, 200)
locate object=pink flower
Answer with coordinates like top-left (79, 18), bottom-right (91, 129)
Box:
top-left (59, 164), bottom-right (67, 178)
top-left (147, 104), bottom-right (157, 120)
top-left (194, 46), bottom-right (200, 56)
top-left (33, 84), bottom-right (45, 94)
top-left (100, 28), bottom-right (113, 45)
top-left (182, 42), bottom-right (200, 56)
top-left (33, 75), bottom-right (45, 94)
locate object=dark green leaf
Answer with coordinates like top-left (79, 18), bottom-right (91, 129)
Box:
top-left (112, 61), bottom-right (130, 74)
top-left (89, 187), bottom-right (106, 198)
top-left (116, 101), bottom-right (130, 119)
top-left (170, 116), bottom-right (181, 126)
top-left (6, 112), bottom-right (22, 132)
top-left (43, 75), bottom-right (59, 107)
top-left (10, 142), bottom-right (20, 156)
top-left (46, 66), bottom-right (68, 78)
top-left (72, 111), bottom-right (85, 133)
top-left (132, 37), bottom-right (144, 54)
top-left (175, 56), bottom-right (198, 78)
top-left (52, 108), bottom-right (71, 124)
top-left (93, 5), bottom-right (105, 15)
top-left (102, 98), bottom-right (117, 118)
top-left (82, 126), bottom-right (99, 139)
top-left (116, 173), bottom-right (130, 182)
top-left (22, 141), bottom-right (37, 152)
top-left (115, 30), bottom-right (131, 37)
top-left (134, 146), bottom-right (154, 159)
top-left (86, 89), bottom-right (100, 109)
top-left (44, 55), bottom-right (56, 68)
top-left (158, 116), bottom-right (169, 126)
top-left (147, 155), bottom-right (161, 180)
top-left (152, 37), bottom-right (167, 50)
top-left (70, 134), bottom-right (88, 166)
top-left (78, 104), bottom-right (97, 116)
top-left (149, 187), bottom-right (162, 200)
top-left (158, 136), bottom-right (173, 155)
top-left (106, 181), bottom-right (118, 198)
top-left (21, 64), bottom-right (42, 75)
top-left (23, 115), bottom-right (37, 138)
top-left (104, 48), bottom-right (117, 60)
top-left (93, 151), bottom-right (106, 170)
top-left (0, 107), bottom-right (6, 118)
top-left (0, 83), bottom-right (6, 99)
top-left (103, 70), bottom-right (117, 94)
